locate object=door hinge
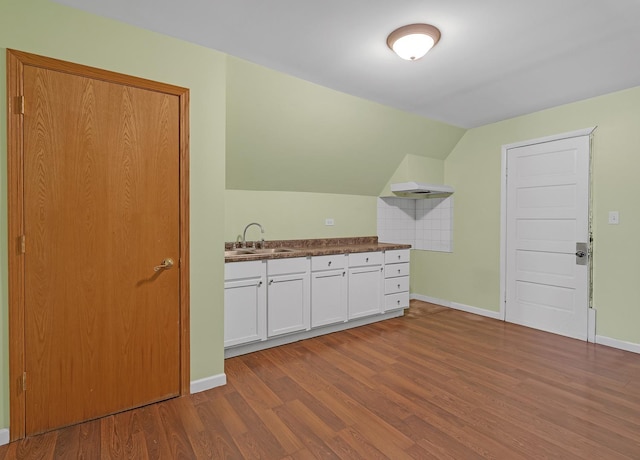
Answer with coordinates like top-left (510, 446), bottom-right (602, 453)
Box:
top-left (22, 372), bottom-right (27, 391)
top-left (14, 96), bottom-right (24, 115)
top-left (20, 235), bottom-right (26, 254)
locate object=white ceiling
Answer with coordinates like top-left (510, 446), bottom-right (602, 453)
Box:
top-left (54, 0), bottom-right (640, 128)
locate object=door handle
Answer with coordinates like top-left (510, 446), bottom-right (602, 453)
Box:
top-left (153, 258), bottom-right (174, 272)
top-left (575, 242), bottom-right (588, 265)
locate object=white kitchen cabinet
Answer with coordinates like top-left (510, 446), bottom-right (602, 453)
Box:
top-left (224, 245), bottom-right (410, 357)
top-left (224, 260), bottom-right (267, 347)
top-left (348, 252), bottom-right (384, 320)
top-left (311, 255), bottom-right (348, 328)
top-left (384, 249), bottom-right (410, 312)
top-left (267, 257), bottom-right (311, 337)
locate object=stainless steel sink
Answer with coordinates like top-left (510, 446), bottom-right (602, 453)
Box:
top-left (224, 247), bottom-right (298, 257)
top-left (251, 248), bottom-right (297, 254)
top-left (224, 249), bottom-right (257, 257)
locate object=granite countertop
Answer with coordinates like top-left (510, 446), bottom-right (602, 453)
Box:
top-left (224, 236), bottom-right (411, 263)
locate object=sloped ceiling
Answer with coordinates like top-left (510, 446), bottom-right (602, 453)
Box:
top-left (53, 0), bottom-right (640, 128)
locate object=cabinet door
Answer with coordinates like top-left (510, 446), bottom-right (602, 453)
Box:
top-left (224, 277), bottom-right (266, 347)
top-left (348, 266), bottom-right (383, 320)
top-left (311, 269), bottom-right (348, 328)
top-left (268, 272), bottom-right (310, 337)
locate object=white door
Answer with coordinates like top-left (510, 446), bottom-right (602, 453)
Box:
top-left (505, 135), bottom-right (590, 340)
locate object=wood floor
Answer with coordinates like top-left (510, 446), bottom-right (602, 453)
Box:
top-left (2, 300), bottom-right (640, 459)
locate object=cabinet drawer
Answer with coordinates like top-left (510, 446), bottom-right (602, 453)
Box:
top-left (312, 254), bottom-right (346, 271)
top-left (385, 249), bottom-right (410, 264)
top-left (348, 251), bottom-right (383, 267)
top-left (225, 260), bottom-right (265, 280)
top-left (385, 276), bottom-right (409, 294)
top-left (267, 257), bottom-right (310, 276)
top-left (385, 292), bottom-right (410, 311)
top-left (385, 262), bottom-right (409, 278)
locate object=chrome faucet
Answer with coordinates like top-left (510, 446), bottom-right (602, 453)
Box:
top-left (242, 222), bottom-right (265, 248)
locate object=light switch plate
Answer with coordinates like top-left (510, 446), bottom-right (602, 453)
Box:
top-left (608, 211), bottom-right (619, 225)
top-left (325, 218), bottom-right (335, 226)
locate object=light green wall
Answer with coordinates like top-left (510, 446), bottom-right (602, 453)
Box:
top-left (225, 190), bottom-right (377, 241)
top-left (226, 57), bottom-right (465, 196)
top-left (225, 153), bottom-right (443, 242)
top-left (412, 86), bottom-right (640, 345)
top-left (0, 0), bottom-right (227, 431)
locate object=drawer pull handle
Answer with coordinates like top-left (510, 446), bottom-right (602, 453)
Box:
top-left (366, 257), bottom-right (369, 262)
top-left (398, 269), bottom-right (401, 274)
top-left (397, 300), bottom-right (401, 305)
top-left (398, 284), bottom-right (401, 289)
top-left (398, 255), bottom-right (401, 259)
top-left (328, 261), bottom-right (332, 266)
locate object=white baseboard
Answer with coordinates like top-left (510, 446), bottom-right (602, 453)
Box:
top-left (190, 373), bottom-right (227, 394)
top-left (0, 428), bottom-right (9, 446)
top-left (412, 295), bottom-right (640, 355)
top-left (596, 335), bottom-right (640, 354)
top-left (412, 293), bottom-right (452, 308)
top-left (411, 294), bottom-right (502, 320)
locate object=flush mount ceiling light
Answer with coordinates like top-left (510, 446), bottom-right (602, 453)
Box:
top-left (387, 23), bottom-right (441, 61)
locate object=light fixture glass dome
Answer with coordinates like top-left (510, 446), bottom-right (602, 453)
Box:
top-left (387, 24), bottom-right (441, 61)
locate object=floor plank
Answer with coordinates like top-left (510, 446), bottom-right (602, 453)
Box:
top-left (2, 300), bottom-right (640, 459)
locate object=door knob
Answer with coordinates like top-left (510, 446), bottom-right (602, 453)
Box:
top-left (153, 258), bottom-right (174, 272)
top-left (575, 242), bottom-right (588, 266)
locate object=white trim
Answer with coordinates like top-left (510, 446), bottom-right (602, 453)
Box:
top-left (588, 308), bottom-right (596, 343)
top-left (499, 142), bottom-right (508, 321)
top-left (412, 293), bottom-right (640, 355)
top-left (411, 293), bottom-right (452, 308)
top-left (411, 294), bottom-right (502, 320)
top-left (450, 301), bottom-right (502, 320)
top-left (502, 127), bottom-right (597, 150)
top-left (595, 336), bottom-right (640, 355)
top-left (500, 127), bottom-right (597, 323)
top-left (190, 373), bottom-right (227, 394)
top-left (0, 428), bottom-right (9, 446)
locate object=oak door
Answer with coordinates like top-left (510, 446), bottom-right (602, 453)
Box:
top-left (16, 56), bottom-right (184, 435)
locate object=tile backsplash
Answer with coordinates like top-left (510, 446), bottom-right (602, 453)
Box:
top-left (377, 196), bottom-right (453, 252)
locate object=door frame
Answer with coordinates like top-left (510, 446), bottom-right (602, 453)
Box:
top-left (6, 49), bottom-right (191, 441)
top-left (499, 127), bottom-right (596, 332)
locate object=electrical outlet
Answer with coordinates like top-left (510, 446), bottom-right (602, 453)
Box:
top-left (325, 218), bottom-right (335, 226)
top-left (608, 211), bottom-right (619, 225)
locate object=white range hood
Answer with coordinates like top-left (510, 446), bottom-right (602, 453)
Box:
top-left (390, 182), bottom-right (454, 198)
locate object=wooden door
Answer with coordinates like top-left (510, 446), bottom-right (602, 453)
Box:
top-left (7, 50), bottom-right (190, 439)
top-left (505, 135), bottom-right (590, 340)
